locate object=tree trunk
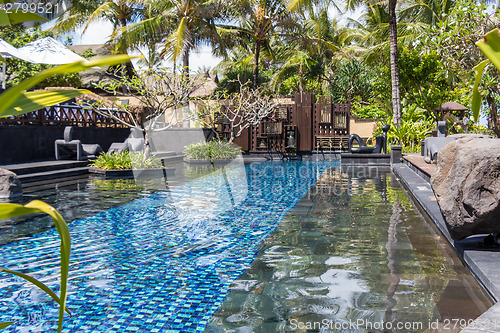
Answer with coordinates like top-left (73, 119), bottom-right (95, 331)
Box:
top-left (253, 40), bottom-right (261, 90)
top-left (182, 47), bottom-right (190, 127)
top-left (299, 63), bottom-right (304, 94)
top-left (118, 17), bottom-right (136, 78)
top-left (487, 95), bottom-right (500, 137)
top-left (389, 0), bottom-right (402, 128)
top-left (182, 47), bottom-right (190, 81)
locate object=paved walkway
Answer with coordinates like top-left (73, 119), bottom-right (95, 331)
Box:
top-left (403, 153), bottom-right (437, 176)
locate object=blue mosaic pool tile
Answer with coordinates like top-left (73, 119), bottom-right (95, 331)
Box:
top-left (0, 161), bottom-right (337, 332)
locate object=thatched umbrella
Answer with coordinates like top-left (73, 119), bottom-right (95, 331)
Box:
top-left (436, 102), bottom-right (469, 120)
top-left (436, 102), bottom-right (468, 112)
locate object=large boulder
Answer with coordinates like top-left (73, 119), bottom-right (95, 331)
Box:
top-left (431, 136), bottom-right (500, 240)
top-left (0, 168), bottom-right (23, 200)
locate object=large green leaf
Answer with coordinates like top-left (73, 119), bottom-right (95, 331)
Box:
top-left (0, 201), bottom-right (71, 333)
top-left (473, 28), bottom-right (500, 123)
top-left (471, 60), bottom-right (489, 123)
top-left (477, 29), bottom-right (500, 71)
top-left (0, 267), bottom-right (71, 316)
top-left (0, 55), bottom-right (134, 117)
top-left (0, 322), bottom-right (14, 330)
top-left (1, 89), bottom-right (90, 118)
top-left (0, 9), bottom-right (48, 26)
top-left (0, 202), bottom-right (41, 220)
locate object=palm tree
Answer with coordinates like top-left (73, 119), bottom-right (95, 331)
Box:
top-left (345, 0), bottom-right (402, 127)
top-left (137, 42), bottom-right (163, 69)
top-left (51, 0), bottom-right (142, 77)
top-left (214, 45), bottom-right (257, 92)
top-left (113, 0), bottom-right (223, 79)
top-left (158, 0), bottom-right (224, 79)
top-left (387, 0), bottom-right (402, 127)
top-left (218, 0), bottom-right (299, 89)
top-left (269, 9), bottom-right (349, 94)
top-left (51, 0), bottom-right (144, 76)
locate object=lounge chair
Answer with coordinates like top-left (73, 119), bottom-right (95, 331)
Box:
top-left (107, 128), bottom-right (145, 153)
top-left (423, 121), bottom-right (455, 163)
top-left (55, 126), bottom-right (103, 160)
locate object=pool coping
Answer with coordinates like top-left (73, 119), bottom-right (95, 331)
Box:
top-left (391, 163), bottom-right (500, 333)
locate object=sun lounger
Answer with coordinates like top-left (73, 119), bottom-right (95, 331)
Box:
top-left (423, 121), bottom-right (456, 163)
top-left (108, 128), bottom-right (145, 153)
top-left (55, 126), bottom-right (103, 160)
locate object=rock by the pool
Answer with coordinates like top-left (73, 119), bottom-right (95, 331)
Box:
top-left (0, 168), bottom-right (23, 200)
top-left (431, 136), bottom-right (500, 240)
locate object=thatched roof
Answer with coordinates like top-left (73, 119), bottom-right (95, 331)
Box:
top-left (435, 102), bottom-right (468, 111)
top-left (67, 44), bottom-right (113, 57)
top-left (67, 44), bottom-right (120, 89)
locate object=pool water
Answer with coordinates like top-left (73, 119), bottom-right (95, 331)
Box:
top-left (206, 166), bottom-right (493, 332)
top-left (0, 162), bottom-right (493, 332)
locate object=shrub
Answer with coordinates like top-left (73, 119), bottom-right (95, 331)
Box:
top-left (371, 103), bottom-right (436, 153)
top-left (184, 141), bottom-right (242, 161)
top-left (90, 151), bottom-right (162, 170)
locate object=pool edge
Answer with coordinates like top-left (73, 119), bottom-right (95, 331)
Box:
top-left (392, 163), bottom-right (500, 333)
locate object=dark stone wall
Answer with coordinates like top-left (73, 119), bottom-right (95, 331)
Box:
top-left (0, 125), bottom-right (130, 165)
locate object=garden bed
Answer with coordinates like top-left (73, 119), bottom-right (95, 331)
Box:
top-left (183, 158), bottom-right (235, 166)
top-left (89, 166), bottom-right (175, 179)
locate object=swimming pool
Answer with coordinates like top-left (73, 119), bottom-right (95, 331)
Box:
top-left (0, 161), bottom-right (493, 332)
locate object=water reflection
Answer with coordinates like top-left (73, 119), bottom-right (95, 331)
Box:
top-left (207, 166), bottom-right (493, 333)
top-left (0, 177), bottom-right (155, 246)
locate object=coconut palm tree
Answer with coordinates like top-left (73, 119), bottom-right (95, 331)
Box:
top-left (345, 0), bottom-right (402, 127)
top-left (113, 0), bottom-right (224, 79)
top-left (269, 8), bottom-right (351, 94)
top-left (271, 48), bottom-right (316, 93)
top-left (51, 0), bottom-right (142, 77)
top-left (217, 0), bottom-right (301, 89)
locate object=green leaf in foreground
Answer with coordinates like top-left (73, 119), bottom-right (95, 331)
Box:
top-left (0, 200), bottom-right (71, 333)
top-left (0, 9), bottom-right (48, 26)
top-left (473, 28), bottom-right (500, 123)
top-left (476, 29), bottom-right (500, 71)
top-left (2, 89), bottom-right (91, 117)
top-left (471, 60), bottom-right (489, 123)
top-left (0, 322), bottom-right (14, 330)
top-left (0, 55), bottom-right (136, 117)
top-left (0, 267), bottom-right (71, 316)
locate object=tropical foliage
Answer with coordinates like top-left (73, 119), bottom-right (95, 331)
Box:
top-left (3, 0), bottom-right (500, 143)
top-left (30, 0), bottom-right (500, 138)
top-left (90, 151), bottom-right (163, 169)
top-left (184, 140), bottom-right (242, 160)
top-left (0, 54), bottom-right (134, 331)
